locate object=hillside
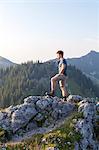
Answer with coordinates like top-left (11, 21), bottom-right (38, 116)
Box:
top-left (67, 50), bottom-right (99, 84)
top-left (0, 56), bottom-right (16, 69)
top-left (0, 61), bottom-right (99, 108)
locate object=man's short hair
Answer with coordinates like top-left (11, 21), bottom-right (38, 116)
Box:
top-left (56, 50), bottom-right (64, 57)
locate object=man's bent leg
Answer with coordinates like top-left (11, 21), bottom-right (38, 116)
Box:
top-left (51, 77), bottom-right (57, 94)
top-left (50, 74), bottom-right (62, 95)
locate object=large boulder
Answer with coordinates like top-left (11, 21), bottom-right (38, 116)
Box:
top-left (75, 98), bottom-right (98, 150)
top-left (11, 104), bottom-right (38, 132)
top-left (0, 96), bottom-right (75, 135)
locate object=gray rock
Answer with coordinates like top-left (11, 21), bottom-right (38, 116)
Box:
top-left (62, 103), bottom-right (74, 113)
top-left (0, 111), bottom-right (11, 130)
top-left (0, 95), bottom-right (98, 149)
top-left (0, 96), bottom-right (75, 134)
top-left (0, 111), bottom-right (6, 120)
top-left (34, 113), bottom-right (44, 122)
top-left (26, 121), bottom-right (38, 131)
top-left (45, 96), bottom-right (54, 104)
top-left (0, 119), bottom-right (11, 130)
top-left (24, 96), bottom-right (40, 104)
top-left (43, 119), bottom-right (52, 127)
top-left (5, 105), bottom-right (18, 117)
top-left (74, 142), bottom-right (79, 150)
top-left (11, 104), bottom-right (38, 132)
top-left (76, 98), bottom-right (98, 150)
top-left (36, 99), bottom-right (50, 110)
top-left (67, 95), bottom-right (82, 103)
top-left (52, 99), bottom-right (58, 109)
top-left (83, 103), bottom-right (96, 120)
top-left (51, 108), bottom-right (59, 120)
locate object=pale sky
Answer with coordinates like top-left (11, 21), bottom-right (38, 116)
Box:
top-left (0, 0), bottom-right (99, 63)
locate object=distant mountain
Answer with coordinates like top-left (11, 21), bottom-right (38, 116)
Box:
top-left (0, 56), bottom-right (16, 69)
top-left (67, 50), bottom-right (99, 85)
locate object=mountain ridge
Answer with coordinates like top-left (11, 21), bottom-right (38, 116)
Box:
top-left (0, 56), bottom-right (16, 69)
top-left (67, 50), bottom-right (99, 59)
top-left (67, 50), bottom-right (99, 84)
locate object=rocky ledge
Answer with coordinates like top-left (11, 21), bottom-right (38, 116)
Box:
top-left (0, 96), bottom-right (74, 136)
top-left (0, 95), bottom-right (99, 150)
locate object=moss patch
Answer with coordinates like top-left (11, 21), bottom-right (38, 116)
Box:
top-left (0, 128), bottom-right (7, 143)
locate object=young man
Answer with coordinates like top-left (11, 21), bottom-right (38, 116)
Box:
top-left (47, 50), bottom-right (69, 101)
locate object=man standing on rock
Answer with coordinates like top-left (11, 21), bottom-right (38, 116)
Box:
top-left (47, 50), bottom-right (70, 101)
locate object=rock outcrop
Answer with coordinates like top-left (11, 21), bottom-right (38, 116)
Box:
top-left (0, 96), bottom-right (74, 136)
top-left (75, 98), bottom-right (99, 150)
top-left (0, 95), bottom-right (99, 150)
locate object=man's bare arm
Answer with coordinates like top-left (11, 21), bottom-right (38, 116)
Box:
top-left (59, 63), bottom-right (66, 74)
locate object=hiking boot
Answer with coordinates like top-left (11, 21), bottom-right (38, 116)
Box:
top-left (63, 94), bottom-right (70, 101)
top-left (45, 91), bottom-right (54, 97)
top-left (63, 96), bottom-right (67, 101)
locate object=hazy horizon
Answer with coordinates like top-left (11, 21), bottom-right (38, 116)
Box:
top-left (0, 49), bottom-right (99, 64)
top-left (0, 0), bottom-right (99, 63)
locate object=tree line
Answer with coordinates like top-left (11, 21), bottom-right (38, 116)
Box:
top-left (0, 61), bottom-right (99, 108)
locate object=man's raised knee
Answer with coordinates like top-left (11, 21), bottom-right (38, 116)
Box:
top-left (51, 77), bottom-right (56, 82)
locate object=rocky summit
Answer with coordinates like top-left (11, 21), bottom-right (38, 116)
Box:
top-left (0, 95), bottom-right (99, 150)
top-left (0, 96), bottom-right (74, 135)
